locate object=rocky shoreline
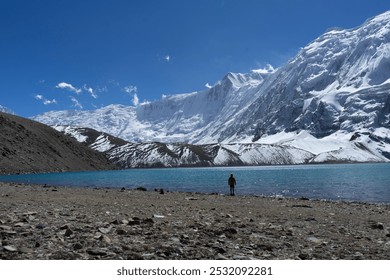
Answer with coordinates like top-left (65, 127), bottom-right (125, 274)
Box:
top-left (1, 182), bottom-right (389, 260)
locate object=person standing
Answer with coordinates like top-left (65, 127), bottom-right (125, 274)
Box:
top-left (228, 174), bottom-right (236, 196)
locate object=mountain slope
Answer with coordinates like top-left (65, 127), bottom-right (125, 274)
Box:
top-left (54, 125), bottom-right (386, 168)
top-left (0, 112), bottom-right (117, 174)
top-left (238, 11), bottom-right (390, 141)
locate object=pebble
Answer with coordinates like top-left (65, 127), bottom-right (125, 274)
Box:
top-left (3, 245), bottom-right (18, 252)
top-left (98, 227), bottom-right (111, 234)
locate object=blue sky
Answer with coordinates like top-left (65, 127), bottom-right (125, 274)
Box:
top-left (1, 0), bottom-right (389, 117)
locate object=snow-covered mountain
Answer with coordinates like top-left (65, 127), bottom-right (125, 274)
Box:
top-left (33, 69), bottom-right (271, 144)
top-left (32, 11), bottom-right (390, 164)
top-left (53, 125), bottom-right (386, 168)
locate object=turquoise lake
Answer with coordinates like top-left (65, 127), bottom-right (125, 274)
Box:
top-left (0, 163), bottom-right (389, 204)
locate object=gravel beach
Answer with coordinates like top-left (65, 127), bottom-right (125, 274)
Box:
top-left (1, 182), bottom-right (389, 260)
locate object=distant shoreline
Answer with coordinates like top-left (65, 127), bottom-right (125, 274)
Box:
top-left (1, 160), bottom-right (388, 176)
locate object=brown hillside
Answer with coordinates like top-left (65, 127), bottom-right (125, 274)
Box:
top-left (0, 112), bottom-right (117, 174)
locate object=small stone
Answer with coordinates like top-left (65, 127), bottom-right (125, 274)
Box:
top-left (64, 228), bottom-right (73, 237)
top-left (98, 227), bottom-right (111, 234)
top-left (36, 223), bottom-right (45, 229)
top-left (3, 245), bottom-right (17, 252)
top-left (142, 218), bottom-right (155, 225)
top-left (353, 252), bottom-right (364, 260)
top-left (14, 222), bottom-right (26, 227)
top-left (128, 220), bottom-right (141, 226)
top-left (371, 222), bottom-right (385, 230)
top-left (224, 228), bottom-right (238, 234)
top-left (298, 253), bottom-right (310, 260)
top-left (116, 228), bottom-right (126, 235)
top-left (59, 224), bottom-right (70, 230)
top-left (153, 214), bottom-right (165, 219)
top-left (170, 237), bottom-right (181, 244)
top-left (73, 243), bottom-right (83, 250)
top-left (100, 235), bottom-right (111, 244)
top-left (214, 247), bottom-right (226, 254)
top-left (0, 225), bottom-right (12, 231)
top-left (307, 236), bottom-right (322, 244)
top-left (87, 248), bottom-right (107, 256)
top-left (94, 233), bottom-right (102, 239)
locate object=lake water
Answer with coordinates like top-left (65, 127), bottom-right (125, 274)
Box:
top-left (0, 163), bottom-right (389, 204)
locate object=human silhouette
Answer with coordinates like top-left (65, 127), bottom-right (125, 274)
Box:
top-left (228, 174), bottom-right (236, 196)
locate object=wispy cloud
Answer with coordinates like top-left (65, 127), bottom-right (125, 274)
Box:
top-left (132, 93), bottom-right (139, 106)
top-left (83, 84), bottom-right (98, 99)
top-left (123, 85), bottom-right (139, 106)
top-left (251, 64), bottom-right (276, 74)
top-left (164, 55), bottom-right (171, 62)
top-left (123, 85), bottom-right (137, 95)
top-left (43, 99), bottom-right (57, 105)
top-left (34, 94), bottom-right (57, 105)
top-left (70, 96), bottom-right (83, 109)
top-left (56, 82), bottom-right (82, 94)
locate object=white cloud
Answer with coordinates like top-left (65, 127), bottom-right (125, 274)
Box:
top-left (43, 99), bottom-right (57, 105)
top-left (123, 85), bottom-right (140, 107)
top-left (132, 93), bottom-right (139, 106)
top-left (83, 84), bottom-right (98, 99)
top-left (56, 82), bottom-right (82, 94)
top-left (123, 85), bottom-right (138, 95)
top-left (70, 96), bottom-right (83, 109)
top-left (205, 83), bottom-right (212, 89)
top-left (34, 94), bottom-right (57, 105)
top-left (251, 64), bottom-right (276, 74)
top-left (164, 55), bottom-right (171, 62)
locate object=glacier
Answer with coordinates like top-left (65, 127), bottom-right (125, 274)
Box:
top-left (31, 11), bottom-right (390, 166)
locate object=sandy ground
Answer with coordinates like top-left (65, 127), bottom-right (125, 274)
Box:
top-left (1, 182), bottom-right (390, 260)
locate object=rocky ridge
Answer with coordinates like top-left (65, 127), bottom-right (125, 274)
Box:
top-left (0, 112), bottom-right (117, 174)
